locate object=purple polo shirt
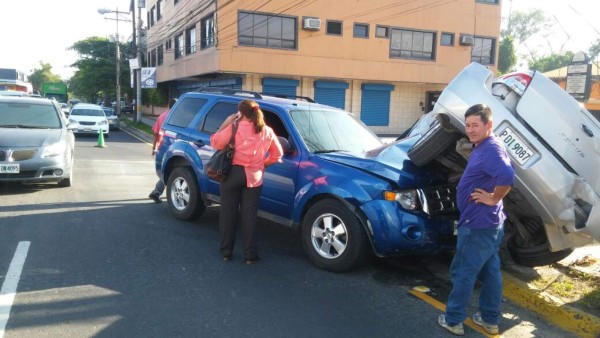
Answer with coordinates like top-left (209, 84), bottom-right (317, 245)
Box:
top-left (457, 135), bottom-right (514, 229)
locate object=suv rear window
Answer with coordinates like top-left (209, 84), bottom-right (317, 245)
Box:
top-left (199, 102), bottom-right (238, 133)
top-left (168, 97), bottom-right (208, 128)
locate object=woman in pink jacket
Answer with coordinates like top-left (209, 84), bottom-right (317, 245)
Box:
top-left (210, 99), bottom-right (283, 264)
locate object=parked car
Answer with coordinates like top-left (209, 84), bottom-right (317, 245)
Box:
top-left (155, 88), bottom-right (461, 272)
top-left (60, 103), bottom-right (70, 115)
top-left (68, 103), bottom-right (109, 137)
top-left (102, 107), bottom-right (120, 131)
top-left (405, 62), bottom-right (600, 266)
top-left (0, 90), bottom-right (30, 97)
top-left (0, 96), bottom-right (78, 187)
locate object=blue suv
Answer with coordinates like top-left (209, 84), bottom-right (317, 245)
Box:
top-left (155, 88), bottom-right (458, 272)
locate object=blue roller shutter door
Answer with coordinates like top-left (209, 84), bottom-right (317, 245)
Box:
top-left (314, 81), bottom-right (349, 109)
top-left (262, 78), bottom-right (299, 97)
top-left (360, 83), bottom-right (394, 126)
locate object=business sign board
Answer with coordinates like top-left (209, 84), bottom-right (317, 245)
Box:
top-left (566, 51), bottom-right (591, 101)
top-left (141, 67), bottom-right (157, 88)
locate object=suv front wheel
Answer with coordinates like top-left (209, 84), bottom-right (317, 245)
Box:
top-left (301, 199), bottom-right (369, 272)
top-left (167, 167), bottom-right (205, 220)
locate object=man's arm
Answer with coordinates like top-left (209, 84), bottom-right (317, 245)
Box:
top-left (472, 185), bottom-right (511, 206)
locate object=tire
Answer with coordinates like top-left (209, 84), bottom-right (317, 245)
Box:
top-left (301, 199), bottom-right (369, 272)
top-left (407, 119), bottom-right (460, 167)
top-left (507, 235), bottom-right (574, 267)
top-left (166, 167), bottom-right (205, 221)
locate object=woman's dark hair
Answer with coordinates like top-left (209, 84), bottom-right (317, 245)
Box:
top-left (465, 104), bottom-right (492, 124)
top-left (168, 98), bottom-right (177, 109)
top-left (238, 99), bottom-right (265, 133)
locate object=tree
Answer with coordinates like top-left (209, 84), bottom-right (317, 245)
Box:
top-left (528, 51), bottom-right (574, 73)
top-left (28, 62), bottom-right (61, 93)
top-left (589, 38), bottom-right (600, 62)
top-left (498, 36), bottom-right (517, 74)
top-left (68, 37), bottom-right (131, 103)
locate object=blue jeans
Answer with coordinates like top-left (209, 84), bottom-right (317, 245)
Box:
top-left (444, 225), bottom-right (504, 326)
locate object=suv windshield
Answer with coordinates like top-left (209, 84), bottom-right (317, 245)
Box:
top-left (290, 109), bottom-right (383, 153)
top-left (0, 102), bottom-right (61, 128)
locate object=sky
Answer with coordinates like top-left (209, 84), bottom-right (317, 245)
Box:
top-left (1, 0), bottom-right (136, 80)
top-left (1, 0), bottom-right (599, 80)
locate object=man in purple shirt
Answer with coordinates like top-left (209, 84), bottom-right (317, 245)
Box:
top-left (438, 104), bottom-right (514, 336)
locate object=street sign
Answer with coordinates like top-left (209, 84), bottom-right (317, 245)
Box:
top-left (141, 67), bottom-right (157, 88)
top-left (566, 51), bottom-right (591, 101)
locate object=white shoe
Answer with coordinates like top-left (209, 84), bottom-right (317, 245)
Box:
top-left (472, 312), bottom-right (499, 335)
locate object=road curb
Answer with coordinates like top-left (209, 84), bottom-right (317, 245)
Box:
top-left (502, 272), bottom-right (600, 337)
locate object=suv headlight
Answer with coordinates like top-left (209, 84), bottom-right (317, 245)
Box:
top-left (42, 141), bottom-right (66, 158)
top-left (384, 190), bottom-right (419, 210)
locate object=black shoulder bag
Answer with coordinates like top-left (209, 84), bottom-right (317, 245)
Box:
top-left (206, 121), bottom-right (239, 182)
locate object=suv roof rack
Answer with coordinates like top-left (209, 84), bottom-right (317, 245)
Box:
top-left (196, 87), bottom-right (263, 99)
top-left (261, 93), bottom-right (315, 103)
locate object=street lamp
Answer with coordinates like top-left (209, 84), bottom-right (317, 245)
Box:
top-left (98, 8), bottom-right (130, 116)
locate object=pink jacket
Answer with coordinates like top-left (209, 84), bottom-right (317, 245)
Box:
top-left (210, 120), bottom-right (283, 187)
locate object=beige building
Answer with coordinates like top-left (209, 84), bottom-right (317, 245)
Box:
top-left (146, 0), bottom-right (501, 134)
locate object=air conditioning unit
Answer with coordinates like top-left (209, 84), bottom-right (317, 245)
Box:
top-left (303, 18), bottom-right (321, 31)
top-left (459, 35), bottom-right (475, 46)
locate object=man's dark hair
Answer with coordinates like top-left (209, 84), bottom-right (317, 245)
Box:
top-left (465, 104), bottom-right (492, 124)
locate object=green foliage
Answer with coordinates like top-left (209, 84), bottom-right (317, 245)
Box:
top-left (528, 51), bottom-right (574, 72)
top-left (589, 38), bottom-right (600, 61)
top-left (498, 36), bottom-right (517, 74)
top-left (502, 9), bottom-right (551, 46)
top-left (143, 83), bottom-right (169, 106)
top-left (28, 62), bottom-right (61, 93)
top-left (68, 37), bottom-right (132, 103)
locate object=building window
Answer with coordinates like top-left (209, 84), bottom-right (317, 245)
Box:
top-left (175, 33), bottom-right (184, 59)
top-left (165, 38), bottom-right (172, 50)
top-left (326, 20), bottom-right (342, 36)
top-left (441, 32), bottom-right (454, 46)
top-left (238, 11), bottom-right (297, 49)
top-left (157, 0), bottom-right (163, 21)
top-left (375, 26), bottom-right (389, 38)
top-left (150, 49), bottom-right (157, 67)
top-left (353, 23), bottom-right (369, 38)
top-left (158, 45), bottom-right (163, 65)
top-left (476, 0), bottom-right (498, 3)
top-left (186, 25), bottom-right (196, 54)
top-left (471, 36), bottom-right (495, 65)
top-left (390, 28), bottom-right (436, 60)
top-left (150, 6), bottom-right (155, 27)
top-left (201, 14), bottom-right (215, 49)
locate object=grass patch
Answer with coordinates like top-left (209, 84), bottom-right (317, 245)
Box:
top-left (122, 117), bottom-right (153, 135)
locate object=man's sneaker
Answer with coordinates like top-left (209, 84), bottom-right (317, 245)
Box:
top-left (472, 312), bottom-right (499, 335)
top-left (148, 193), bottom-right (162, 203)
top-left (438, 314), bottom-right (464, 336)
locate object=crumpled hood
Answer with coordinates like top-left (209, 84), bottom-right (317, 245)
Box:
top-left (315, 137), bottom-right (438, 188)
top-left (0, 128), bottom-right (63, 147)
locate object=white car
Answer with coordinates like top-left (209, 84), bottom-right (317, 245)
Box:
top-left (68, 103), bottom-right (109, 137)
top-left (407, 62), bottom-right (600, 266)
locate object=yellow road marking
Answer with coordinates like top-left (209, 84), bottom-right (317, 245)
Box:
top-left (409, 288), bottom-right (500, 337)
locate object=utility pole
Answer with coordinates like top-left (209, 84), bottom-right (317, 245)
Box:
top-left (136, 1), bottom-right (145, 124)
top-left (98, 8), bottom-right (130, 116)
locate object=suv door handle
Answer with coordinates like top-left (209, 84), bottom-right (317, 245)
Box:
top-left (193, 140), bottom-right (205, 147)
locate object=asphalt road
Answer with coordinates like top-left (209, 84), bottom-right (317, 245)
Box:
top-left (0, 129), bottom-right (576, 337)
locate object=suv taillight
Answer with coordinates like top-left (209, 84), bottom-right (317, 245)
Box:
top-left (496, 71), bottom-right (533, 96)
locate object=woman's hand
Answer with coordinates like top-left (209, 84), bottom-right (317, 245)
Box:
top-left (217, 113), bottom-right (239, 132)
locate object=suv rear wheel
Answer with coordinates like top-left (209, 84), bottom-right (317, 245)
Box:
top-left (301, 199), bottom-right (369, 272)
top-left (167, 167), bottom-right (205, 220)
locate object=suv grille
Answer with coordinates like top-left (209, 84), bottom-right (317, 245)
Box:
top-left (422, 183), bottom-right (459, 217)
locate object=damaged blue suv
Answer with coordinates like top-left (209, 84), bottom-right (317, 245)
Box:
top-left (155, 88), bottom-right (457, 272)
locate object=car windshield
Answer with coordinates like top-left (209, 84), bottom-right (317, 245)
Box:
top-left (71, 108), bottom-right (105, 117)
top-left (0, 102), bottom-right (62, 128)
top-left (290, 109), bottom-right (383, 153)
top-left (103, 109), bottom-right (115, 116)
